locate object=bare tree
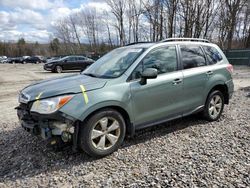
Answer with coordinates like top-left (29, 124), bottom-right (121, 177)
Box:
top-left (68, 15), bottom-right (82, 50)
top-left (164, 0), bottom-right (179, 38)
top-left (53, 19), bottom-right (76, 53)
top-left (225, 0), bottom-right (246, 49)
top-left (106, 0), bottom-right (126, 46)
top-left (127, 0), bottom-right (143, 42)
top-left (80, 8), bottom-right (99, 51)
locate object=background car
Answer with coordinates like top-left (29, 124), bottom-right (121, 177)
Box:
top-left (22, 56), bottom-right (45, 64)
top-left (0, 56), bottom-right (8, 63)
top-left (44, 55), bottom-right (95, 73)
top-left (7, 57), bottom-right (24, 64)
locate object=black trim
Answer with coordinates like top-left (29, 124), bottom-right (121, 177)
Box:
top-left (135, 114), bottom-right (182, 130)
top-left (182, 105), bottom-right (204, 117)
top-left (199, 45), bottom-right (209, 66)
top-left (72, 121), bottom-right (80, 152)
top-left (176, 45), bottom-right (183, 70)
top-left (134, 105), bottom-right (204, 131)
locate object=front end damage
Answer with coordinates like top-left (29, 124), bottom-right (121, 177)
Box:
top-left (15, 71), bottom-right (109, 152)
top-left (16, 102), bottom-right (79, 151)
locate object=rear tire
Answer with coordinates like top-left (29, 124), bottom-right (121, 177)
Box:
top-left (203, 90), bottom-right (224, 121)
top-left (55, 65), bottom-right (62, 73)
top-left (79, 109), bottom-right (126, 158)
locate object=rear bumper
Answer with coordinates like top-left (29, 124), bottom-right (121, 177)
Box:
top-left (225, 79), bottom-right (234, 99)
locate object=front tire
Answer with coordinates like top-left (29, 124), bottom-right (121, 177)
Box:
top-left (79, 109), bottom-right (126, 157)
top-left (203, 90), bottom-right (224, 121)
top-left (55, 65), bottom-right (62, 73)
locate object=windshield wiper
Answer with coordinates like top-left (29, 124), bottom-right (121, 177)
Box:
top-left (83, 73), bottom-right (116, 79)
top-left (83, 73), bottom-right (98, 78)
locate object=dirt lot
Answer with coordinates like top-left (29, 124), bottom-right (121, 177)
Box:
top-left (0, 64), bottom-right (249, 187)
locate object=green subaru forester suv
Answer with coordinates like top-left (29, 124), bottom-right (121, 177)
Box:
top-left (17, 38), bottom-right (234, 157)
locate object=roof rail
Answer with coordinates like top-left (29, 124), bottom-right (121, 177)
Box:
top-left (161, 38), bottom-right (210, 43)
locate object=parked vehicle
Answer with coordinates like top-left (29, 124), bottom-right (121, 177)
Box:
top-left (16, 38), bottom-right (234, 157)
top-left (7, 57), bottom-right (24, 64)
top-left (0, 56), bottom-right (8, 63)
top-left (23, 56), bottom-right (45, 64)
top-left (22, 56), bottom-right (30, 60)
top-left (43, 55), bottom-right (95, 73)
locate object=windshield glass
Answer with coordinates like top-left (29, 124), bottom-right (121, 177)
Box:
top-left (82, 47), bottom-right (145, 78)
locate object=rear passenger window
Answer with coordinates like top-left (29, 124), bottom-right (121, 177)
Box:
top-left (180, 45), bottom-right (206, 69)
top-left (78, 57), bottom-right (86, 61)
top-left (203, 46), bottom-right (223, 65)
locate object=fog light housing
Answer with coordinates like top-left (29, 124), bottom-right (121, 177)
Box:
top-left (61, 131), bottom-right (72, 142)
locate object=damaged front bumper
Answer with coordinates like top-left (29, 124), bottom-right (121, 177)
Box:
top-left (16, 103), bottom-right (79, 149)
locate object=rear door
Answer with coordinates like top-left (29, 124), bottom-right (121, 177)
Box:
top-left (77, 57), bottom-right (89, 70)
top-left (179, 44), bottom-right (210, 114)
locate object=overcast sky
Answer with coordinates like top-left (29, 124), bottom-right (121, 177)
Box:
top-left (0, 0), bottom-right (108, 43)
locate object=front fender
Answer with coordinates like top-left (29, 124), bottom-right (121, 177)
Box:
top-left (59, 81), bottom-right (133, 123)
top-left (78, 100), bottom-right (132, 122)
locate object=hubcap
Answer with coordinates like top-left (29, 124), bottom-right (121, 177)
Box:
top-left (91, 117), bottom-right (120, 150)
top-left (208, 95), bottom-right (222, 119)
top-left (56, 66), bottom-right (62, 73)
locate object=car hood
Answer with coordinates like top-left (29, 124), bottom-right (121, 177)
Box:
top-left (45, 59), bottom-right (60, 64)
top-left (20, 74), bottom-right (107, 102)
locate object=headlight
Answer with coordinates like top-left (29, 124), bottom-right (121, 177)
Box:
top-left (47, 63), bottom-right (53, 66)
top-left (31, 95), bottom-right (73, 114)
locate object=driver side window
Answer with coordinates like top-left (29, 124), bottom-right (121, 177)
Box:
top-left (131, 46), bottom-right (177, 80)
top-left (67, 57), bottom-right (76, 61)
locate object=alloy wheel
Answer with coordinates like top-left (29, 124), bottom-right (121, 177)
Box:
top-left (91, 117), bottom-right (121, 150)
top-left (56, 66), bottom-right (62, 73)
top-left (208, 95), bottom-right (222, 119)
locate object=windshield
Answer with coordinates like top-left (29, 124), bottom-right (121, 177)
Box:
top-left (82, 47), bottom-right (145, 78)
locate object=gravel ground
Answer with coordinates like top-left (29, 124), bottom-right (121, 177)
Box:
top-left (0, 64), bottom-right (249, 187)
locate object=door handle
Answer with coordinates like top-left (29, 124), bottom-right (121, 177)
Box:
top-left (206, 71), bottom-right (213, 75)
top-left (172, 78), bottom-right (182, 85)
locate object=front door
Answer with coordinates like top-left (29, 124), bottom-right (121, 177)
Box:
top-left (62, 57), bottom-right (77, 70)
top-left (129, 45), bottom-right (184, 127)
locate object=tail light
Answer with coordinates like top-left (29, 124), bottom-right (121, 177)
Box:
top-left (226, 64), bottom-right (233, 74)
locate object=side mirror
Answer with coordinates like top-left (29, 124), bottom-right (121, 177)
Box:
top-left (140, 68), bottom-right (158, 85)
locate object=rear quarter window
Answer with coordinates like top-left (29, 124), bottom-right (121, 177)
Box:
top-left (202, 46), bottom-right (223, 65)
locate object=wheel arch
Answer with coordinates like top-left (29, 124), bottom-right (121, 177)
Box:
top-left (80, 104), bottom-right (134, 136)
top-left (206, 84), bottom-right (229, 104)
